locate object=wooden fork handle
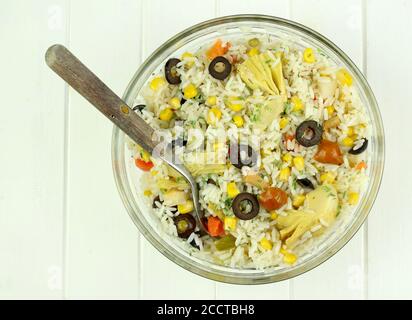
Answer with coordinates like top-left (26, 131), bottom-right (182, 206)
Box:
top-left (45, 44), bottom-right (157, 153)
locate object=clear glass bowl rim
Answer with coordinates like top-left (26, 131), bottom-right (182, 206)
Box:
top-left (111, 14), bottom-right (385, 284)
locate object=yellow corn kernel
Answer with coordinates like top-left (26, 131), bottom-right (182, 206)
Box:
top-left (270, 212), bottom-right (278, 220)
top-left (348, 192), bottom-right (359, 205)
top-left (150, 170), bottom-right (158, 176)
top-left (291, 96), bottom-right (304, 112)
top-left (150, 77), bottom-right (166, 91)
top-left (233, 115), bottom-right (244, 128)
top-left (320, 172), bottom-right (335, 183)
top-left (227, 182), bottom-right (240, 198)
top-left (206, 96), bottom-right (217, 106)
top-left (183, 83), bottom-right (198, 99)
top-left (282, 153), bottom-right (292, 164)
top-left (342, 137), bottom-right (354, 147)
top-left (279, 117), bottom-right (289, 129)
top-left (336, 68), bottom-right (353, 86)
top-left (247, 47), bottom-right (260, 57)
top-left (292, 194), bottom-right (306, 208)
top-left (169, 97), bottom-right (181, 109)
top-left (207, 107), bottom-right (222, 125)
top-left (224, 216), bottom-right (237, 231)
top-left (226, 97), bottom-right (244, 112)
top-left (178, 200), bottom-right (194, 214)
top-left (260, 237), bottom-right (273, 251)
top-left (326, 105), bottom-right (335, 116)
top-left (159, 108), bottom-right (174, 121)
top-left (279, 167), bottom-right (291, 182)
top-left (303, 48), bottom-right (316, 63)
top-left (293, 156), bottom-right (305, 171)
top-left (181, 52), bottom-right (195, 67)
top-left (229, 103), bottom-right (244, 112)
top-left (144, 190), bottom-right (152, 197)
top-left (141, 149), bottom-right (151, 162)
top-left (346, 126), bottom-right (355, 137)
top-left (283, 252), bottom-right (297, 265)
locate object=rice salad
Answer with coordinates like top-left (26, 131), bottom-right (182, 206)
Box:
top-left (127, 35), bottom-right (370, 269)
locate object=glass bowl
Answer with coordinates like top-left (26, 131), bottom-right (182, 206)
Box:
top-left (111, 15), bottom-right (384, 284)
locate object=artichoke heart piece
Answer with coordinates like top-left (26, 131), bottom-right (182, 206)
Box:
top-left (238, 51), bottom-right (287, 100)
top-left (262, 52), bottom-right (287, 102)
top-left (163, 189), bottom-right (189, 206)
top-left (184, 151), bottom-right (226, 177)
top-left (317, 76), bottom-right (337, 100)
top-left (238, 52), bottom-right (277, 95)
top-left (253, 96), bottom-right (284, 130)
top-left (250, 55), bottom-right (279, 94)
top-left (186, 163), bottom-right (226, 177)
top-left (277, 184), bottom-right (339, 249)
top-left (156, 178), bottom-right (189, 190)
top-left (167, 165), bottom-right (184, 179)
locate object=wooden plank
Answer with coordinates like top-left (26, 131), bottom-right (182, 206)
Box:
top-left (0, 0), bottom-right (68, 298)
top-left (216, 0), bottom-right (292, 300)
top-left (65, 0), bottom-right (142, 299)
top-left (139, 0), bottom-right (217, 299)
top-left (217, 0), bottom-right (290, 16)
top-left (366, 0), bottom-right (412, 299)
top-left (290, 0), bottom-right (365, 299)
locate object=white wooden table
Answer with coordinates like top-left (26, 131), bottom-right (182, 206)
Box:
top-left (1, 0), bottom-right (411, 299)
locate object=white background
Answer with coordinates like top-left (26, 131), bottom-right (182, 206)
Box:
top-left (0, 0), bottom-right (411, 299)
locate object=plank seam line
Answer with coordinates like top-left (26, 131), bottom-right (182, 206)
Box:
top-left (213, 0), bottom-right (219, 300)
top-left (288, 0), bottom-right (293, 21)
top-left (62, 0), bottom-right (72, 300)
top-left (138, 0), bottom-right (147, 300)
top-left (214, 0), bottom-right (220, 17)
top-left (288, 0), bottom-right (294, 300)
top-left (361, 0), bottom-right (369, 300)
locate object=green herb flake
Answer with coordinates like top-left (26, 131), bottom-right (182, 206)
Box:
top-left (322, 185), bottom-right (331, 193)
top-left (284, 102), bottom-right (292, 114)
top-left (336, 204), bottom-right (342, 217)
top-left (250, 104), bottom-right (263, 122)
top-left (224, 198), bottom-right (233, 209)
top-left (292, 179), bottom-right (297, 191)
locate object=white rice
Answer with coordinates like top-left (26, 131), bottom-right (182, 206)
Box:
top-left (127, 34), bottom-right (371, 270)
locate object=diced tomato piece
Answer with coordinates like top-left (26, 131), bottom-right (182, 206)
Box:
top-left (355, 161), bottom-right (367, 170)
top-left (207, 216), bottom-right (225, 237)
top-left (135, 158), bottom-right (154, 171)
top-left (206, 39), bottom-right (230, 60)
top-left (258, 187), bottom-right (288, 211)
top-left (314, 140), bottom-right (344, 165)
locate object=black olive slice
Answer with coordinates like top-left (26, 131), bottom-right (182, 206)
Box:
top-left (296, 120), bottom-right (323, 147)
top-left (209, 56), bottom-right (232, 80)
top-left (173, 214), bottom-right (196, 238)
top-left (165, 58), bottom-right (181, 85)
top-left (132, 104), bottom-right (145, 112)
top-left (207, 178), bottom-right (217, 186)
top-left (190, 238), bottom-right (201, 250)
top-left (232, 193), bottom-right (260, 220)
top-left (152, 195), bottom-right (177, 211)
top-left (152, 195), bottom-right (163, 208)
top-left (349, 138), bottom-right (368, 155)
top-left (296, 178), bottom-right (315, 190)
top-left (230, 144), bottom-right (258, 169)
